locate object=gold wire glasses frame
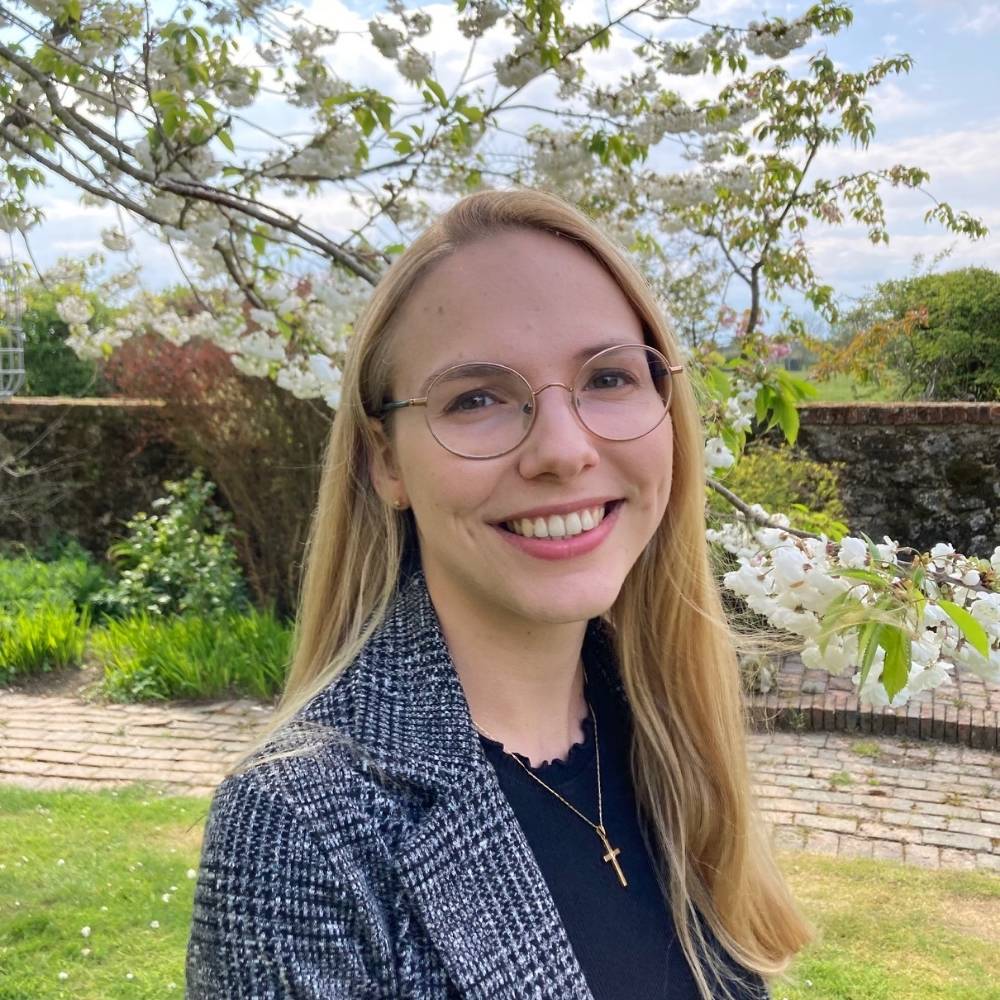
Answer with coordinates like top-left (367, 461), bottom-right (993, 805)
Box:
top-left (378, 343), bottom-right (685, 460)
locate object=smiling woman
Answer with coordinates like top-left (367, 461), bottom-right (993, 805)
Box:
top-left (185, 189), bottom-right (812, 1000)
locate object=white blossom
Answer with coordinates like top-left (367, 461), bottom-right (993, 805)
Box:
top-left (459, 0), bottom-right (506, 38)
top-left (711, 508), bottom-right (1000, 704)
top-left (397, 48), bottom-right (432, 83)
top-left (745, 19), bottom-right (813, 59)
top-left (56, 296), bottom-right (93, 326)
top-left (369, 20), bottom-right (405, 59)
top-left (837, 536), bottom-right (868, 569)
top-left (704, 436), bottom-right (735, 471)
top-left (307, 353), bottom-right (343, 410)
top-left (100, 227), bottom-right (133, 253)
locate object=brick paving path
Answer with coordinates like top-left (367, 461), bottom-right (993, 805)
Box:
top-left (749, 653), bottom-right (1000, 749)
top-left (1, 691), bottom-right (998, 873)
top-left (749, 729), bottom-right (1000, 873)
top-left (0, 692), bottom-right (270, 798)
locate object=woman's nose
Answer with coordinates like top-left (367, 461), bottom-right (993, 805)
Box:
top-left (516, 384), bottom-right (600, 478)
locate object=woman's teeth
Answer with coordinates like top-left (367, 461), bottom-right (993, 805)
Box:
top-left (505, 504), bottom-right (608, 539)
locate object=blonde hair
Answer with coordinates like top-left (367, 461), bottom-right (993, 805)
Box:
top-left (234, 188), bottom-right (812, 997)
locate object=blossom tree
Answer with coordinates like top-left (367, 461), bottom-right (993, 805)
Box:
top-left (2, 0), bottom-right (996, 701)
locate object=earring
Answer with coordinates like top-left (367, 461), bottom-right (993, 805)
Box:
top-left (392, 498), bottom-right (405, 510)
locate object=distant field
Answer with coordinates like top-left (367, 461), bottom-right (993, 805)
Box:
top-left (801, 370), bottom-right (903, 403)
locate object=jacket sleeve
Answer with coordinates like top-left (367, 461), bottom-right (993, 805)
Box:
top-left (185, 765), bottom-right (395, 999)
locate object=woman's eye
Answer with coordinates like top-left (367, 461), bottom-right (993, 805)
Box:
top-left (446, 391), bottom-right (498, 413)
top-left (587, 370), bottom-right (636, 390)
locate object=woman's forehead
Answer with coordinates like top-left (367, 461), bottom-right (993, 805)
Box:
top-left (391, 230), bottom-right (643, 371)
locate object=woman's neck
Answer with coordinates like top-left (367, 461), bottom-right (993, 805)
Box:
top-left (426, 573), bottom-right (590, 768)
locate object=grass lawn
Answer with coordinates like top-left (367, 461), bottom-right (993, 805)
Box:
top-left (802, 370), bottom-right (902, 403)
top-left (1, 784), bottom-right (998, 998)
top-left (0, 785), bottom-right (210, 999)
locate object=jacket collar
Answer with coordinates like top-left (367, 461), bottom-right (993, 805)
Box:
top-left (303, 567), bottom-right (625, 795)
top-left (300, 568), bottom-right (624, 999)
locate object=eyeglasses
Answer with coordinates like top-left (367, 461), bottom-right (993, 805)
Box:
top-left (378, 344), bottom-right (683, 460)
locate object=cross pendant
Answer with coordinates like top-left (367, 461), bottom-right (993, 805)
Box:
top-left (596, 826), bottom-right (628, 888)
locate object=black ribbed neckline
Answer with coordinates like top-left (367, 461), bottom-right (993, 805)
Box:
top-left (477, 707), bottom-right (595, 776)
top-left (476, 667), bottom-right (602, 783)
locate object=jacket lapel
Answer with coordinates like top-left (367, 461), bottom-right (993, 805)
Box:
top-left (320, 569), bottom-right (597, 999)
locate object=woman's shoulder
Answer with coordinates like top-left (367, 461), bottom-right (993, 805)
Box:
top-left (198, 731), bottom-right (408, 916)
top-left (206, 651), bottom-right (415, 849)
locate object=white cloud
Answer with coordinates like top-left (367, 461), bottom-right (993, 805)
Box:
top-left (795, 123), bottom-right (1000, 294)
top-left (867, 80), bottom-right (953, 123)
top-left (950, 3), bottom-right (1000, 32)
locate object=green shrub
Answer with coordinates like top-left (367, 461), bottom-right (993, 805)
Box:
top-left (20, 284), bottom-right (113, 398)
top-left (0, 602), bottom-right (91, 682)
top-left (93, 609), bottom-right (291, 702)
top-left (840, 266), bottom-right (1000, 401)
top-left (709, 442), bottom-right (849, 540)
top-left (0, 546), bottom-right (108, 613)
top-left (93, 471), bottom-right (250, 621)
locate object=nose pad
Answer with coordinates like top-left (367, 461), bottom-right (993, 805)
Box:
top-left (528, 383), bottom-right (582, 433)
top-left (517, 383), bottom-right (599, 476)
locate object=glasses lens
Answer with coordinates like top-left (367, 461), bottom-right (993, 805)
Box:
top-left (576, 346), bottom-right (670, 441)
top-left (425, 364), bottom-right (533, 458)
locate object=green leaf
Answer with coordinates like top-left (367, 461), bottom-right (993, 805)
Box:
top-left (857, 621), bottom-right (883, 689)
top-left (835, 568), bottom-right (889, 589)
top-left (425, 78), bottom-right (448, 107)
top-left (251, 232), bottom-right (266, 255)
top-left (353, 106), bottom-right (377, 137)
top-left (323, 90), bottom-right (364, 108)
top-left (859, 531), bottom-right (883, 564)
top-left (817, 591), bottom-right (861, 652)
top-left (150, 90), bottom-right (178, 109)
top-left (457, 103), bottom-right (483, 123)
top-left (879, 625), bottom-right (910, 700)
top-left (373, 101), bottom-right (393, 132)
top-left (590, 27), bottom-right (611, 50)
top-left (218, 130), bottom-right (235, 154)
top-left (938, 600), bottom-right (990, 658)
top-left (771, 392), bottom-right (800, 445)
top-left (707, 366), bottom-right (731, 398)
top-left (754, 387), bottom-right (772, 424)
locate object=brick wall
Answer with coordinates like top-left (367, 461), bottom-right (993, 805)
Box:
top-left (0, 397), bottom-right (191, 556)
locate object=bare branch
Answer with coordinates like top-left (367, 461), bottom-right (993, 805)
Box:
top-left (707, 476), bottom-right (820, 541)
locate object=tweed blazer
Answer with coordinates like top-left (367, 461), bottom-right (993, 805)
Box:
top-left (186, 570), bottom-right (665, 999)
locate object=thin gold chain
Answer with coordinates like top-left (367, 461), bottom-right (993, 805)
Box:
top-left (471, 668), bottom-right (606, 838)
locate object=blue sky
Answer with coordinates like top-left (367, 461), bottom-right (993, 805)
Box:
top-left (18, 0), bottom-right (1000, 319)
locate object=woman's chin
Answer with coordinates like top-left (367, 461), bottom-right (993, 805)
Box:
top-left (501, 580), bottom-right (623, 625)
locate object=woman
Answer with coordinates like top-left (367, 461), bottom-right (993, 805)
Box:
top-left (186, 189), bottom-right (811, 999)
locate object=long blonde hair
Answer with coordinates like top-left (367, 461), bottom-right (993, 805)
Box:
top-left (234, 188), bottom-right (811, 997)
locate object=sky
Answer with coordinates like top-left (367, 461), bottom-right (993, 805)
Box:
top-left (13, 0), bottom-right (1000, 321)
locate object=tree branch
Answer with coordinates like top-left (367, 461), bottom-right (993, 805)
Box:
top-left (707, 475), bottom-right (820, 540)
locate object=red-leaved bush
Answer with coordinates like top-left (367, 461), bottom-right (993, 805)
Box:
top-left (102, 323), bottom-right (330, 619)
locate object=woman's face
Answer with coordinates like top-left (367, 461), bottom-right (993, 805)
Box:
top-left (370, 228), bottom-right (674, 630)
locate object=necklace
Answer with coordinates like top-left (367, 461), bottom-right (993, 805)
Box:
top-left (472, 670), bottom-right (628, 889)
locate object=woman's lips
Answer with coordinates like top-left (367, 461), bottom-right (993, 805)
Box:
top-left (491, 500), bottom-right (623, 561)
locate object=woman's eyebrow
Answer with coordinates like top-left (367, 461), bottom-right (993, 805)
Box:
top-left (416, 342), bottom-right (628, 395)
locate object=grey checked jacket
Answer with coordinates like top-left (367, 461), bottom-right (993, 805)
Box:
top-left (186, 570), bottom-right (655, 999)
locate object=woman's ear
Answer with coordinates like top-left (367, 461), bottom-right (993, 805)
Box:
top-left (367, 416), bottom-right (408, 508)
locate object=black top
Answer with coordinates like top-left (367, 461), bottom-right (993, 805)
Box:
top-left (477, 626), bottom-right (769, 1000)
